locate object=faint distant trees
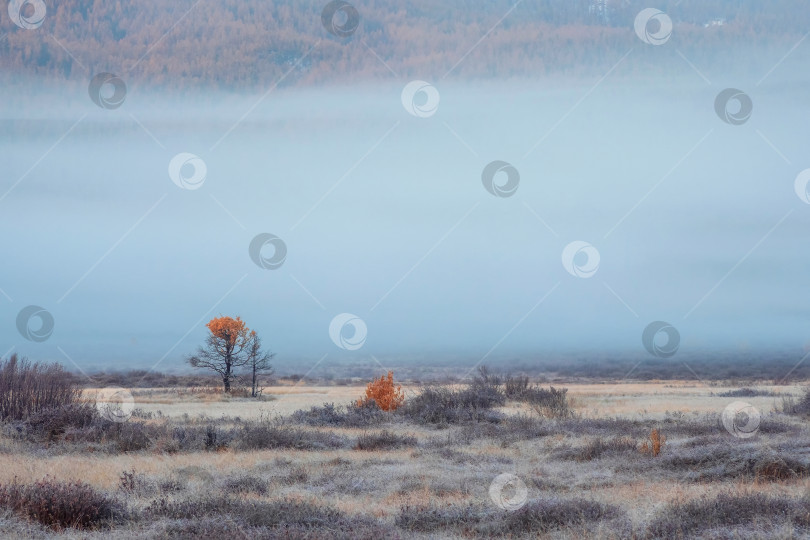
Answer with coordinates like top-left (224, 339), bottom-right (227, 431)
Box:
top-left (187, 316), bottom-right (273, 394)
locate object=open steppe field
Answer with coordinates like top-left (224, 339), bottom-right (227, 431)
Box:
top-left (3, 375), bottom-right (810, 539)
top-left (111, 381), bottom-right (800, 419)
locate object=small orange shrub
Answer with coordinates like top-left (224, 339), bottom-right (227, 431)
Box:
top-left (640, 428), bottom-right (666, 457)
top-left (357, 372), bottom-right (405, 411)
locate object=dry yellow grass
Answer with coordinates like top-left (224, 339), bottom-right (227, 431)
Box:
top-left (83, 381), bottom-right (802, 420)
top-left (3, 380), bottom-right (806, 538)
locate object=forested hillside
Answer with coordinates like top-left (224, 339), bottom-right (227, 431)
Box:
top-left (1, 0), bottom-right (806, 88)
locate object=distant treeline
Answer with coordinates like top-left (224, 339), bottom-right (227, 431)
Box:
top-left (76, 370), bottom-right (224, 389)
top-left (75, 351), bottom-right (810, 386)
top-left (0, 0), bottom-right (807, 89)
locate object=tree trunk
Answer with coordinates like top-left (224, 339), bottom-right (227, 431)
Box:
top-left (251, 363), bottom-right (257, 397)
top-left (224, 353), bottom-right (232, 393)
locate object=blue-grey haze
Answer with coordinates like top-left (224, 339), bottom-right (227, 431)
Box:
top-left (2, 70), bottom-right (809, 373)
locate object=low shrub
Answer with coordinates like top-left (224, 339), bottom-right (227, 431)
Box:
top-left (161, 517), bottom-right (257, 539)
top-left (396, 503), bottom-right (485, 532)
top-left (404, 380), bottom-right (572, 425)
top-left (554, 436), bottom-right (637, 462)
top-left (646, 492), bottom-right (810, 538)
top-left (396, 498), bottom-right (626, 535)
top-left (754, 456), bottom-right (804, 480)
top-left (11, 412), bottom-right (359, 454)
top-left (235, 419), bottom-right (348, 450)
top-left (22, 402), bottom-right (97, 441)
top-left (504, 375), bottom-right (531, 398)
top-left (203, 424), bottom-right (232, 451)
top-left (430, 415), bottom-right (550, 448)
top-left (118, 469), bottom-right (158, 497)
top-left (782, 387), bottom-right (810, 415)
top-left (403, 385), bottom-right (498, 425)
top-left (716, 387), bottom-right (780, 398)
top-left (466, 367), bottom-right (506, 406)
top-left (0, 355), bottom-right (84, 422)
top-left (655, 444), bottom-right (810, 482)
top-left (779, 395), bottom-right (799, 414)
top-left (290, 401), bottom-right (387, 428)
top-left (355, 430), bottom-right (417, 451)
top-left (168, 424), bottom-right (215, 452)
top-left (0, 478), bottom-right (126, 530)
top-left (219, 474), bottom-right (268, 495)
top-left (283, 466), bottom-right (309, 485)
top-left (402, 370), bottom-right (506, 425)
top-left (487, 498), bottom-right (626, 535)
top-left (525, 386), bottom-right (571, 418)
top-left (503, 374), bottom-right (571, 418)
top-left (554, 417), bottom-right (648, 438)
top-left (147, 496), bottom-right (341, 526)
top-left (222, 385), bottom-right (254, 398)
top-left (105, 420), bottom-right (156, 452)
top-left (147, 495), bottom-right (399, 538)
top-left (173, 465), bottom-right (214, 487)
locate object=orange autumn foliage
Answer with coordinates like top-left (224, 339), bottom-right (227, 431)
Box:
top-left (640, 428), bottom-right (666, 457)
top-left (357, 371), bottom-right (405, 411)
top-left (206, 316), bottom-right (252, 346)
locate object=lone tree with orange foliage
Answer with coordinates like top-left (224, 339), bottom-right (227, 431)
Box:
top-left (357, 371), bottom-right (405, 411)
top-left (187, 316), bottom-right (272, 393)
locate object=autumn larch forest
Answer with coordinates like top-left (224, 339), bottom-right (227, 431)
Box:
top-left (1, 0), bottom-right (807, 89)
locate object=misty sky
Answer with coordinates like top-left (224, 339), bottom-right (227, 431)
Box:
top-left (3, 28), bottom-right (810, 372)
